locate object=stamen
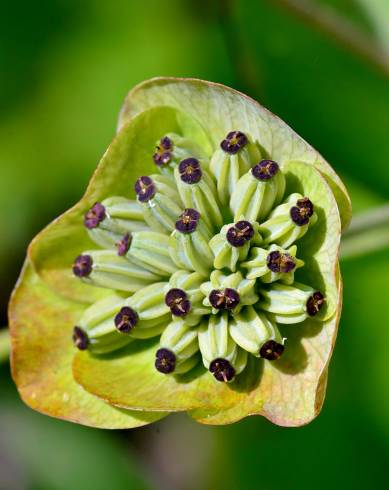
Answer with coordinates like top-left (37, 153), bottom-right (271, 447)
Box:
top-left (209, 288), bottom-right (240, 310)
top-left (306, 291), bottom-right (325, 316)
top-left (290, 197), bottom-right (314, 226)
top-left (72, 254), bottom-right (93, 277)
top-left (153, 136), bottom-right (173, 166)
top-left (259, 340), bottom-right (284, 360)
top-left (251, 160), bottom-right (279, 181)
top-left (220, 131), bottom-right (248, 154)
top-left (84, 202), bottom-right (106, 229)
top-left (114, 306), bottom-right (139, 333)
top-left (72, 326), bottom-right (89, 350)
top-left (209, 358), bottom-right (235, 382)
top-left (117, 233), bottom-right (132, 256)
top-left (155, 348), bottom-right (176, 374)
top-left (175, 208), bottom-right (201, 233)
top-left (226, 220), bottom-right (254, 247)
top-left (165, 288), bottom-right (191, 317)
top-left (135, 176), bottom-right (156, 202)
top-left (178, 158), bottom-right (202, 184)
top-left (266, 251), bottom-right (296, 273)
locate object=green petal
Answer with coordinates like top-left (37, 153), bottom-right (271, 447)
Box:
top-left (118, 78), bottom-right (351, 229)
top-left (73, 336), bottom-right (264, 414)
top-left (28, 105), bottom-right (211, 303)
top-left (9, 260), bottom-right (166, 429)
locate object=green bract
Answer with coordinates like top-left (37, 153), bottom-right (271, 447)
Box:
top-left (9, 78), bottom-right (351, 428)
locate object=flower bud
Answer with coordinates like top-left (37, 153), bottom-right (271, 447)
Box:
top-left (73, 295), bottom-right (134, 354)
top-left (168, 209), bottom-right (213, 276)
top-left (229, 306), bottom-right (284, 359)
top-left (201, 270), bottom-right (258, 315)
top-left (259, 193), bottom-right (317, 248)
top-left (258, 282), bottom-right (325, 324)
top-left (165, 271), bottom-right (210, 326)
top-left (230, 160), bottom-right (286, 222)
top-left (241, 244), bottom-right (304, 284)
top-left (209, 219), bottom-right (261, 272)
top-left (72, 250), bottom-right (161, 292)
top-left (123, 282), bottom-right (171, 337)
top-left (209, 131), bottom-right (261, 206)
top-left (152, 133), bottom-right (208, 174)
top-left (174, 158), bottom-right (223, 231)
top-left (155, 319), bottom-right (199, 374)
top-left (85, 197), bottom-right (148, 249)
top-left (134, 174), bottom-right (182, 234)
top-left (126, 231), bottom-right (178, 277)
top-left (198, 313), bottom-right (247, 382)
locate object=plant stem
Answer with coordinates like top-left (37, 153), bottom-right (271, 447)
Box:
top-left (0, 329), bottom-right (10, 363)
top-left (340, 204), bottom-right (389, 259)
top-left (272, 0), bottom-right (389, 77)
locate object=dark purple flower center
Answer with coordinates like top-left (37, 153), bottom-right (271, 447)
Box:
top-left (251, 160), bottom-right (279, 181)
top-left (290, 197), bottom-right (314, 226)
top-left (226, 221), bottom-right (254, 247)
top-left (259, 340), bottom-right (284, 360)
top-left (306, 291), bottom-right (325, 316)
top-left (155, 348), bottom-right (176, 374)
top-left (72, 254), bottom-right (93, 277)
top-left (220, 131), bottom-right (248, 154)
top-left (72, 326), bottom-right (89, 350)
top-left (135, 176), bottom-right (156, 202)
top-left (114, 306), bottom-right (138, 333)
top-left (117, 233), bottom-right (132, 256)
top-left (178, 158), bottom-right (202, 184)
top-left (84, 202), bottom-right (106, 229)
top-left (266, 251), bottom-right (296, 273)
top-left (209, 288), bottom-right (240, 310)
top-left (153, 136), bottom-right (173, 166)
top-left (175, 208), bottom-right (200, 233)
top-left (209, 358), bottom-right (235, 382)
top-left (165, 288), bottom-right (191, 317)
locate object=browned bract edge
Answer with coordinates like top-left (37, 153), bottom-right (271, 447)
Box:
top-left (118, 77), bottom-right (352, 231)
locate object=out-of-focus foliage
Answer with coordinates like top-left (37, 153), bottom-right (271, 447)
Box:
top-left (1, 0), bottom-right (388, 489)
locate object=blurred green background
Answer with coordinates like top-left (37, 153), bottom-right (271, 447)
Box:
top-left (0, 0), bottom-right (388, 488)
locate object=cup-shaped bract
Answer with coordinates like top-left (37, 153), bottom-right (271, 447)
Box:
top-left (9, 78), bottom-right (350, 429)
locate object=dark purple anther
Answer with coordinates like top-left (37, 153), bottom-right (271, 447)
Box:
top-left (117, 233), bottom-right (132, 256)
top-left (114, 306), bottom-right (138, 333)
top-left (266, 251), bottom-right (296, 273)
top-left (175, 208), bottom-right (201, 234)
top-left (259, 340), bottom-right (284, 360)
top-left (72, 254), bottom-right (93, 277)
top-left (220, 131), bottom-right (248, 154)
top-left (306, 291), bottom-right (325, 317)
top-left (226, 220), bottom-right (254, 247)
top-left (72, 326), bottom-right (89, 350)
top-left (209, 358), bottom-right (235, 382)
top-left (153, 136), bottom-right (173, 166)
top-left (155, 348), bottom-right (176, 374)
top-left (135, 176), bottom-right (156, 202)
top-left (251, 160), bottom-right (279, 181)
top-left (165, 288), bottom-right (191, 317)
top-left (84, 202), bottom-right (106, 229)
top-left (290, 197), bottom-right (314, 226)
top-left (178, 158), bottom-right (202, 184)
top-left (209, 288), bottom-right (240, 310)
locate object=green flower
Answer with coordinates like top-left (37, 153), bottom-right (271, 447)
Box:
top-left (9, 78), bottom-right (351, 428)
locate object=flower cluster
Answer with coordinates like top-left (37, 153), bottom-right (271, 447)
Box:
top-left (10, 78), bottom-right (349, 428)
top-left (72, 130), bottom-right (324, 383)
